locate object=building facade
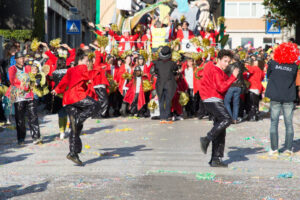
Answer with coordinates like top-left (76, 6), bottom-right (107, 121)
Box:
top-left (45, 0), bottom-right (96, 48)
top-left (224, 0), bottom-right (294, 49)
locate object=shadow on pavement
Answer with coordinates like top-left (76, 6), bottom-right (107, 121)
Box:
top-left (84, 145), bottom-right (152, 165)
top-left (84, 125), bottom-right (114, 135)
top-left (41, 125), bottom-right (115, 144)
top-left (0, 152), bottom-right (33, 166)
top-left (224, 147), bottom-right (265, 164)
top-left (0, 181), bottom-right (49, 199)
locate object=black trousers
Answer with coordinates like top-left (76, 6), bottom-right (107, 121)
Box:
top-left (204, 102), bottom-right (232, 160)
top-left (14, 100), bottom-right (40, 142)
top-left (158, 88), bottom-right (172, 120)
top-left (94, 87), bottom-right (109, 118)
top-left (0, 100), bottom-right (6, 122)
top-left (65, 97), bottom-right (98, 154)
top-left (185, 89), bottom-right (195, 117)
top-left (248, 92), bottom-right (260, 120)
top-left (196, 93), bottom-right (207, 119)
top-left (130, 93), bottom-right (149, 117)
top-left (108, 90), bottom-right (123, 115)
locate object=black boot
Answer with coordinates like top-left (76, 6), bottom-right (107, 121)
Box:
top-left (200, 137), bottom-right (210, 154)
top-left (67, 153), bottom-right (83, 166)
top-left (209, 157), bottom-right (228, 168)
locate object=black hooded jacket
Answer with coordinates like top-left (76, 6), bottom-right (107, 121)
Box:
top-left (265, 60), bottom-right (297, 102)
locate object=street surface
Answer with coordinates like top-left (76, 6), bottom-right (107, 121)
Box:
top-left (1, 109), bottom-right (300, 200)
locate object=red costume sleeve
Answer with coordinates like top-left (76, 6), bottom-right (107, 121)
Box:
top-left (8, 66), bottom-right (17, 87)
top-left (111, 31), bottom-right (122, 41)
top-left (213, 72), bottom-right (237, 94)
top-left (95, 30), bottom-right (103, 36)
top-left (45, 50), bottom-right (58, 64)
top-left (131, 33), bottom-right (140, 41)
top-left (66, 48), bottom-right (76, 66)
top-left (200, 31), bottom-right (206, 38)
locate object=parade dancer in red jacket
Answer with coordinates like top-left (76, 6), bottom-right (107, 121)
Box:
top-left (123, 66), bottom-right (147, 117)
top-left (89, 51), bottom-right (110, 118)
top-left (199, 50), bottom-right (239, 168)
top-left (6, 52), bottom-right (42, 145)
top-left (52, 49), bottom-right (98, 166)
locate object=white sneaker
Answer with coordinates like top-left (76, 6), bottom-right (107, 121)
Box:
top-left (33, 138), bottom-right (43, 145)
top-left (282, 150), bottom-right (293, 156)
top-left (176, 116), bottom-right (184, 121)
top-left (269, 149), bottom-right (279, 156)
top-left (60, 133), bottom-right (65, 140)
top-left (172, 116), bottom-right (176, 121)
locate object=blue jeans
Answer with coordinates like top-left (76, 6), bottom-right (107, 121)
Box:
top-left (270, 101), bottom-right (294, 151)
top-left (224, 87), bottom-right (241, 120)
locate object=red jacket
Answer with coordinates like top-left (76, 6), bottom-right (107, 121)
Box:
top-left (123, 77), bottom-right (146, 110)
top-left (110, 32), bottom-right (140, 53)
top-left (176, 29), bottom-right (195, 41)
top-left (95, 50), bottom-right (107, 66)
top-left (45, 49), bottom-right (76, 89)
top-left (117, 64), bottom-right (134, 94)
top-left (140, 34), bottom-right (152, 49)
top-left (199, 62), bottom-right (237, 100)
top-left (181, 62), bottom-right (201, 94)
top-left (106, 64), bottom-right (120, 82)
top-left (6, 65), bottom-right (33, 99)
top-left (200, 31), bottom-right (219, 46)
top-left (88, 63), bottom-right (110, 100)
top-left (172, 77), bottom-right (188, 115)
top-left (55, 64), bottom-right (90, 106)
top-left (246, 65), bottom-right (265, 93)
top-left (45, 49), bottom-right (76, 75)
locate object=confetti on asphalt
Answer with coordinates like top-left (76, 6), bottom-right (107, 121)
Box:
top-left (146, 170), bottom-right (216, 181)
top-left (277, 172), bottom-right (293, 179)
top-left (244, 136), bottom-right (255, 141)
top-left (196, 172), bottom-right (216, 180)
top-left (115, 128), bottom-right (133, 132)
top-left (84, 145), bottom-right (91, 149)
top-left (36, 160), bottom-right (49, 164)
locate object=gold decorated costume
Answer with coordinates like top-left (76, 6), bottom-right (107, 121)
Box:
top-left (29, 72), bottom-right (49, 97)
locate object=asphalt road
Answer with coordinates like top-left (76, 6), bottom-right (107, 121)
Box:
top-left (1, 110), bottom-right (300, 200)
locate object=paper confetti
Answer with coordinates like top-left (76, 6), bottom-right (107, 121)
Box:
top-left (277, 172), bottom-right (293, 179)
top-left (84, 145), bottom-right (91, 149)
top-left (196, 172), bottom-right (216, 180)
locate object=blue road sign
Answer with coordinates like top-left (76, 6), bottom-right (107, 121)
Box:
top-left (67, 20), bottom-right (81, 34)
top-left (266, 19), bottom-right (281, 34)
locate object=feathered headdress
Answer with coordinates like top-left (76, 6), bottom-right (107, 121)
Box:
top-left (121, 50), bottom-right (133, 59)
top-left (180, 15), bottom-right (186, 24)
top-left (31, 38), bottom-right (40, 52)
top-left (274, 42), bottom-right (300, 64)
top-left (139, 49), bottom-right (149, 61)
top-left (190, 37), bottom-right (201, 47)
top-left (50, 38), bottom-right (61, 48)
top-left (172, 51), bottom-right (182, 62)
top-left (111, 24), bottom-right (119, 32)
top-left (97, 35), bottom-right (109, 48)
top-left (217, 17), bottom-right (225, 26)
top-left (202, 38), bottom-right (211, 48)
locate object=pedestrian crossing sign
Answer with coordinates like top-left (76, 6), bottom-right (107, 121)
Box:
top-left (67, 20), bottom-right (81, 34)
top-left (266, 19), bottom-right (281, 34)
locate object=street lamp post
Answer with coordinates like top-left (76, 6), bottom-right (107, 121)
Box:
top-left (220, 0), bottom-right (225, 48)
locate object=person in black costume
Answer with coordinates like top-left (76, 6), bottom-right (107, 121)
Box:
top-left (153, 46), bottom-right (178, 122)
